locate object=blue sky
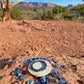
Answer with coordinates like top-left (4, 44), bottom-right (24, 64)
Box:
top-left (11, 0), bottom-right (84, 6)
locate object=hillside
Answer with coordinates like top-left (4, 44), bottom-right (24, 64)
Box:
top-left (0, 2), bottom-right (55, 9)
top-left (23, 2), bottom-right (55, 8)
top-left (0, 20), bottom-right (84, 84)
top-left (11, 5), bottom-right (49, 20)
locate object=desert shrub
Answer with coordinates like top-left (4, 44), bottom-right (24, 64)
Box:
top-left (0, 8), bottom-right (3, 20)
top-left (71, 5), bottom-right (84, 22)
top-left (71, 5), bottom-right (84, 16)
top-left (41, 13), bottom-right (47, 20)
top-left (41, 10), bottom-right (54, 20)
top-left (10, 9), bottom-right (22, 20)
top-left (52, 5), bottom-right (69, 15)
top-left (47, 10), bottom-right (54, 20)
top-left (34, 13), bottom-right (42, 20)
top-left (40, 5), bottom-right (70, 20)
top-left (64, 14), bottom-right (75, 20)
top-left (33, 8), bottom-right (37, 12)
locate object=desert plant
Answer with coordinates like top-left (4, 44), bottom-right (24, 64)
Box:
top-left (10, 9), bottom-right (22, 20)
top-left (0, 8), bottom-right (3, 20)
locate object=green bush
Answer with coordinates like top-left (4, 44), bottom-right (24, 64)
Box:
top-left (64, 14), bottom-right (75, 20)
top-left (40, 10), bottom-right (54, 20)
top-left (52, 5), bottom-right (69, 15)
top-left (0, 8), bottom-right (3, 20)
top-left (10, 9), bottom-right (22, 20)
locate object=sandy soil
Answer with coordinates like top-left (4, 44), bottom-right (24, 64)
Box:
top-left (0, 20), bottom-right (84, 84)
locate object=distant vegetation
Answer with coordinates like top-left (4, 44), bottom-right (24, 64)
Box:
top-left (10, 9), bottom-right (22, 20)
top-left (0, 6), bottom-right (3, 20)
top-left (0, 4), bottom-right (84, 22)
top-left (40, 5), bottom-right (84, 22)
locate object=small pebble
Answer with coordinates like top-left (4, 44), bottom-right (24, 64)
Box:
top-left (21, 54), bottom-right (25, 56)
top-left (28, 54), bottom-right (30, 56)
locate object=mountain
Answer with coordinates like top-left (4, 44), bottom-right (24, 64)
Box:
top-left (18, 2), bottom-right (56, 9)
top-left (17, 2), bottom-right (27, 5)
top-left (68, 4), bottom-right (74, 9)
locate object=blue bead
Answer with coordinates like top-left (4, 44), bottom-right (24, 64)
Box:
top-left (51, 61), bottom-right (55, 64)
top-left (43, 83), bottom-right (46, 84)
top-left (58, 76), bottom-right (61, 80)
top-left (16, 76), bottom-right (20, 80)
top-left (52, 74), bottom-right (56, 77)
top-left (60, 65), bottom-right (66, 69)
top-left (19, 60), bottom-right (24, 63)
top-left (37, 81), bottom-right (41, 84)
top-left (32, 58), bottom-right (36, 60)
top-left (27, 81), bottom-right (29, 84)
top-left (46, 75), bottom-right (50, 79)
top-left (46, 79), bottom-right (49, 84)
top-left (16, 68), bottom-right (20, 73)
top-left (37, 57), bottom-right (39, 59)
top-left (54, 64), bottom-right (59, 68)
top-left (59, 79), bottom-right (64, 83)
top-left (23, 61), bottom-right (28, 64)
top-left (29, 59), bottom-right (32, 62)
top-left (36, 58), bottom-right (42, 60)
top-left (45, 64), bottom-right (47, 67)
top-left (62, 65), bottom-right (66, 68)
top-left (43, 58), bottom-right (48, 61)
top-left (19, 65), bottom-right (22, 67)
top-left (64, 82), bottom-right (68, 84)
top-left (40, 78), bottom-right (46, 83)
top-left (50, 70), bottom-right (58, 77)
top-left (19, 75), bottom-right (26, 80)
top-left (18, 73), bottom-right (21, 76)
top-left (29, 80), bottom-right (34, 84)
top-left (62, 78), bottom-right (65, 81)
top-left (12, 71), bottom-right (18, 76)
top-left (56, 79), bottom-right (59, 83)
top-left (52, 60), bottom-right (58, 63)
top-left (57, 76), bottom-right (65, 83)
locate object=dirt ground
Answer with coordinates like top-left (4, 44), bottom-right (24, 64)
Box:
top-left (0, 20), bottom-right (84, 84)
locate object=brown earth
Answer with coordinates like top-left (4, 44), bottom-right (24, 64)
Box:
top-left (0, 20), bottom-right (84, 84)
